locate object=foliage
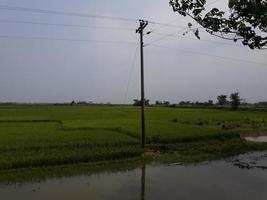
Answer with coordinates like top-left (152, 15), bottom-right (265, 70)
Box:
top-left (169, 0), bottom-right (267, 49)
top-left (155, 138), bottom-right (267, 163)
top-left (217, 95), bottom-right (228, 105)
top-left (179, 100), bottom-right (213, 106)
top-left (155, 101), bottom-right (170, 106)
top-left (133, 99), bottom-right (150, 106)
top-left (230, 92), bottom-right (241, 110)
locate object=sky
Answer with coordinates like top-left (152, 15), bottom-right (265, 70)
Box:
top-left (0, 0), bottom-right (266, 104)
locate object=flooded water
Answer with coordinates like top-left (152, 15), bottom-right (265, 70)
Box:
top-left (1, 152), bottom-right (267, 200)
top-left (245, 136), bottom-right (267, 142)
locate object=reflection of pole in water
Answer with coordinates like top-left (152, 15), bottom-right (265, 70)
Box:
top-left (141, 162), bottom-right (146, 200)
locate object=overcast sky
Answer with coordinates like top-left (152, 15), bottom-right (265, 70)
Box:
top-left (0, 0), bottom-right (266, 104)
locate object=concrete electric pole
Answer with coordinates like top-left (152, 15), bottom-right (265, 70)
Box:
top-left (136, 20), bottom-right (148, 148)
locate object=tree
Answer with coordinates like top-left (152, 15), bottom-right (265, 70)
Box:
top-left (217, 95), bottom-right (228, 105)
top-left (230, 92), bottom-right (241, 110)
top-left (133, 99), bottom-right (150, 106)
top-left (133, 99), bottom-right (140, 106)
top-left (164, 101), bottom-right (170, 106)
top-left (169, 0), bottom-right (267, 49)
top-left (207, 100), bottom-right (213, 106)
top-left (155, 100), bottom-right (162, 105)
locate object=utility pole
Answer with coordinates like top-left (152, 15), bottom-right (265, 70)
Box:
top-left (136, 20), bottom-right (148, 148)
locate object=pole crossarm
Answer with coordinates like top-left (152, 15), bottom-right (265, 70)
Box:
top-left (136, 20), bottom-right (148, 34)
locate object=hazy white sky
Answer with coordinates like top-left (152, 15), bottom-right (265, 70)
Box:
top-left (0, 0), bottom-right (266, 104)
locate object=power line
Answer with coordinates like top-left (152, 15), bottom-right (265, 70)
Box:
top-left (124, 46), bottom-right (139, 104)
top-left (144, 26), bottom-right (193, 47)
top-left (145, 30), bottom-right (179, 47)
top-left (181, 36), bottom-right (243, 47)
top-left (147, 20), bottom-right (186, 29)
top-left (146, 0), bottom-right (223, 34)
top-left (0, 35), bottom-right (137, 45)
top-left (148, 44), bottom-right (267, 66)
top-left (150, 32), bottom-right (243, 47)
top-left (144, 0), bottom-right (223, 35)
top-left (0, 5), bottom-right (138, 22)
top-left (1, 35), bottom-right (264, 66)
top-left (0, 19), bottom-right (135, 31)
top-left (147, 18), bottom-right (186, 35)
top-left (145, 27), bottom-right (246, 48)
top-left (145, 0), bottom-right (224, 46)
top-left (0, 5), bottom-right (187, 30)
top-left (145, 25), bottom-right (203, 47)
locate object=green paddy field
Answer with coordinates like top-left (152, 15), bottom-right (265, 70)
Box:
top-left (0, 105), bottom-right (267, 171)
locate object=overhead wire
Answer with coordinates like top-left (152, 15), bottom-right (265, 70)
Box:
top-left (2, 19), bottom-right (234, 48)
top-left (0, 5), bottom-right (188, 30)
top-left (148, 44), bottom-right (267, 66)
top-left (124, 45), bottom-right (139, 104)
top-left (0, 35), bottom-right (265, 66)
top-left (145, 0), bottom-right (225, 46)
top-left (0, 9), bottom-right (237, 48)
top-left (0, 35), bottom-right (138, 45)
top-left (0, 19), bottom-right (135, 31)
top-left (150, 31), bottom-right (244, 47)
top-left (0, 5), bottom-right (138, 22)
top-left (0, 1), bottom-right (265, 103)
top-left (144, 27), bottom-right (192, 47)
top-left (146, 18), bottom-right (186, 36)
top-left (144, 30), bottom-right (179, 47)
top-left (147, 20), bottom-right (186, 29)
top-left (0, 4), bottom-right (265, 67)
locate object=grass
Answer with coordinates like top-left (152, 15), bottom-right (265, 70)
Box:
top-left (0, 157), bottom-right (145, 184)
top-left (152, 138), bottom-right (267, 163)
top-left (0, 105), bottom-right (267, 171)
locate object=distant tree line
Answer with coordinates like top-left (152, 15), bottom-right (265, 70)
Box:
top-left (256, 102), bottom-right (267, 107)
top-left (137, 92), bottom-right (244, 111)
top-left (133, 99), bottom-right (150, 106)
top-left (155, 101), bottom-right (170, 106)
top-left (179, 100), bottom-right (214, 107)
top-left (70, 100), bottom-right (111, 106)
top-left (177, 93), bottom-right (241, 110)
top-left (216, 93), bottom-right (241, 110)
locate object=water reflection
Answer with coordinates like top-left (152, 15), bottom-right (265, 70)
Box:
top-left (1, 152), bottom-right (267, 200)
top-left (141, 162), bottom-right (146, 200)
top-left (245, 136), bottom-right (267, 142)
